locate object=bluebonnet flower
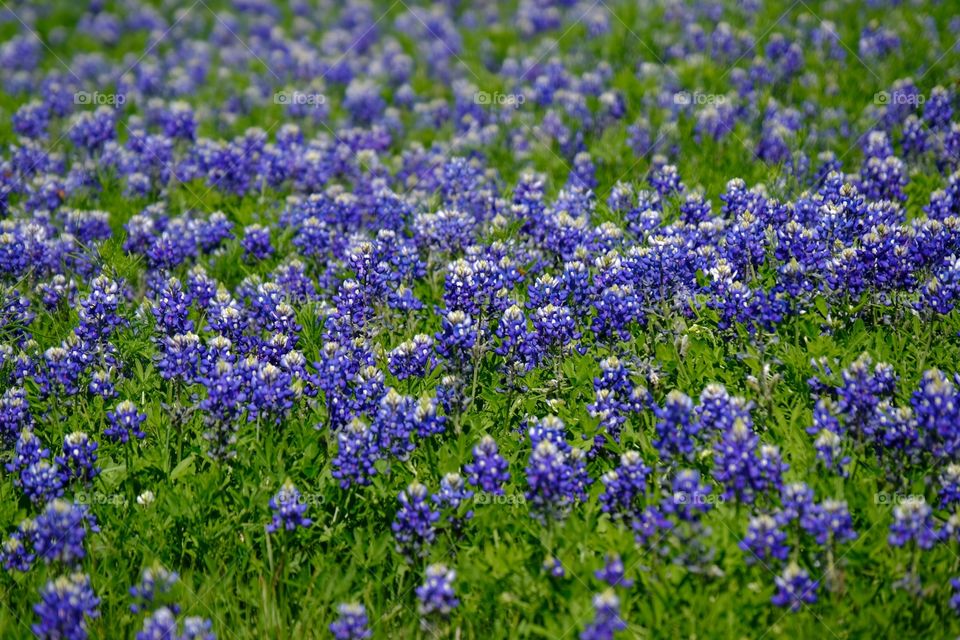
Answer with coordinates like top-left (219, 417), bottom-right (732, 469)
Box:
top-left (525, 439), bottom-right (591, 523)
top-left (37, 345), bottom-right (83, 397)
top-left (68, 107), bottom-right (115, 152)
top-left (76, 275), bottom-right (126, 342)
top-left (137, 607), bottom-right (178, 640)
top-left (924, 85), bottom-right (954, 131)
top-left (697, 384), bottom-right (751, 434)
top-left (952, 578), bottom-right (960, 616)
top-left (152, 277), bottom-right (194, 336)
top-left (807, 399), bottom-right (849, 475)
top-left (392, 481), bottom-right (440, 560)
top-left (247, 361), bottom-right (295, 425)
top-left (464, 435), bottom-right (510, 494)
top-left (912, 369), bottom-right (960, 458)
top-left (679, 192), bottom-right (713, 224)
top-left (129, 564), bottom-right (179, 613)
top-left (432, 472), bottom-right (474, 531)
top-left (569, 151), bottom-right (597, 190)
top-left (87, 370), bottom-right (116, 399)
top-left (653, 390), bottom-right (700, 462)
top-left (598, 451), bottom-right (650, 522)
top-left (387, 334), bottom-right (434, 380)
top-left (650, 163), bottom-right (685, 196)
top-left (580, 590), bottom-right (627, 640)
top-left (105, 400), bottom-right (147, 443)
top-left (241, 224), bottom-right (273, 261)
top-left (332, 418), bottom-right (380, 489)
top-left (663, 469), bottom-right (714, 522)
top-left (7, 428), bottom-right (48, 476)
top-left (32, 573), bottom-right (100, 640)
top-left (330, 603), bottom-right (371, 640)
top-left (138, 607), bottom-right (215, 640)
top-left (532, 303), bottom-right (579, 353)
top-left (196, 211), bottom-right (232, 253)
top-left (0, 388), bottom-right (33, 446)
top-left (771, 563), bottom-right (818, 611)
top-left (740, 514), bottom-right (790, 564)
top-left (800, 499), bottom-right (857, 546)
top-left (939, 464), bottom-right (960, 509)
top-left (435, 310), bottom-right (477, 364)
top-left (1, 528), bottom-right (35, 572)
top-left (32, 499), bottom-right (99, 566)
top-left (370, 388), bottom-right (417, 459)
top-left (414, 395), bottom-right (446, 438)
top-left (200, 360), bottom-right (245, 460)
top-left (835, 354), bottom-right (897, 440)
top-left (779, 482), bottom-right (815, 523)
top-left (266, 480), bottom-right (312, 533)
top-left (156, 333), bottom-right (203, 382)
top-left (37, 275), bottom-right (78, 312)
top-left (888, 496), bottom-right (939, 550)
top-left (344, 79), bottom-right (385, 125)
top-left (813, 429), bottom-right (848, 477)
top-left (416, 564), bottom-right (458, 619)
top-left (56, 432), bottom-right (99, 485)
top-left (12, 99), bottom-right (50, 139)
top-left (710, 413), bottom-right (761, 487)
top-left (180, 616), bottom-right (216, 640)
top-left (21, 460), bottom-right (66, 504)
top-left (591, 284), bottom-right (642, 342)
top-left (495, 304), bottom-right (538, 369)
top-left (543, 555), bottom-right (565, 578)
top-left (594, 554), bottom-right (634, 588)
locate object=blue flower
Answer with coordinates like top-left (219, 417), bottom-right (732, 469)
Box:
top-left (771, 563), bottom-right (818, 612)
top-left (740, 514), bottom-right (790, 564)
top-left (594, 554), bottom-right (634, 588)
top-left (580, 590), bottom-right (627, 640)
top-left (416, 564), bottom-right (458, 619)
top-left (32, 573), bottom-right (100, 640)
top-left (266, 480), bottom-right (312, 533)
top-left (105, 400), bottom-right (147, 443)
top-left (464, 435), bottom-right (510, 495)
top-left (330, 603), bottom-right (371, 640)
top-left (392, 481), bottom-right (440, 560)
top-left (888, 497), bottom-right (939, 550)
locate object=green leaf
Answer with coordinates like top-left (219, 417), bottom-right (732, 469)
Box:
top-left (170, 455), bottom-right (196, 482)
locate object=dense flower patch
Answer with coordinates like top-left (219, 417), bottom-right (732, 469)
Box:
top-left (2, 0), bottom-right (960, 637)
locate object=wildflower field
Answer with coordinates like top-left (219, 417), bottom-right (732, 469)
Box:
top-left (3, 0), bottom-right (960, 638)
